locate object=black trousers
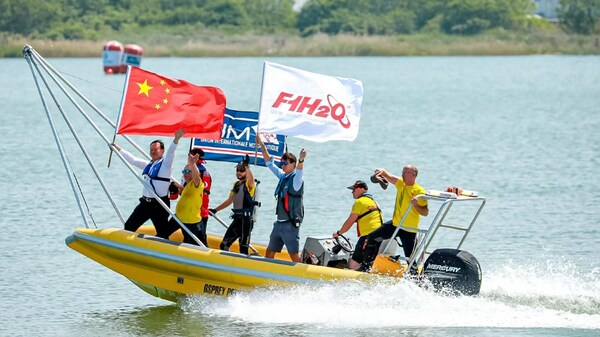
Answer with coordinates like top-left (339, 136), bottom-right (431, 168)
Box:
top-left (361, 220), bottom-right (416, 270)
top-left (198, 217), bottom-right (208, 246)
top-left (220, 215), bottom-right (253, 254)
top-left (163, 217), bottom-right (202, 245)
top-left (124, 196), bottom-right (171, 238)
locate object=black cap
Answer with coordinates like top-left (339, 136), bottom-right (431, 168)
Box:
top-left (190, 148), bottom-right (205, 158)
top-left (347, 180), bottom-right (368, 190)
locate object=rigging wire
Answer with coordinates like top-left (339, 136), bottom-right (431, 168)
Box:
top-left (28, 47), bottom-right (126, 225)
top-left (71, 171), bottom-right (99, 229)
top-left (24, 46), bottom-right (90, 228)
top-left (25, 45), bottom-right (206, 247)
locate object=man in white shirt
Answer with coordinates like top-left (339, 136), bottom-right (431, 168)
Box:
top-left (112, 128), bottom-right (184, 238)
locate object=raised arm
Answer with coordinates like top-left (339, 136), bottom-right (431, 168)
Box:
top-left (374, 168), bottom-right (399, 185)
top-left (162, 128), bottom-right (185, 170)
top-left (292, 149), bottom-right (306, 191)
top-left (189, 153), bottom-right (201, 187)
top-left (296, 148), bottom-right (307, 171)
top-left (256, 134), bottom-right (271, 163)
top-left (243, 154), bottom-right (255, 191)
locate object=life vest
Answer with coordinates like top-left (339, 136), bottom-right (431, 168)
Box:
top-left (142, 159), bottom-right (170, 193)
top-left (274, 171), bottom-right (304, 225)
top-left (355, 193), bottom-right (383, 237)
top-left (199, 166), bottom-right (211, 218)
top-left (231, 179), bottom-right (254, 217)
top-left (198, 165), bottom-right (211, 195)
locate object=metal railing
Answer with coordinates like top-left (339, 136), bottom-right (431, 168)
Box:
top-left (381, 194), bottom-right (486, 271)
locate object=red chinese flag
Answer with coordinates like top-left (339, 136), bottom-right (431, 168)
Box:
top-left (116, 67), bottom-right (226, 139)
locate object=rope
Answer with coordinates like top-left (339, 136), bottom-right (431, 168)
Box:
top-left (72, 172), bottom-right (98, 229)
top-left (58, 70), bottom-right (121, 94)
top-left (284, 142), bottom-right (376, 174)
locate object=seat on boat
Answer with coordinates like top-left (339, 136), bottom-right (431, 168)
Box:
top-left (378, 238), bottom-right (397, 255)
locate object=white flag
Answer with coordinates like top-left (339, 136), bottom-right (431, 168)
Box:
top-left (258, 62), bottom-right (363, 142)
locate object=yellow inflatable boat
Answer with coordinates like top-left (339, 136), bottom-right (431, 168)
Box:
top-left (66, 226), bottom-right (380, 302)
top-left (66, 194), bottom-right (486, 302)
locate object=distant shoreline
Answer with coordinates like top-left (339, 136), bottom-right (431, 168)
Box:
top-left (3, 32), bottom-right (600, 57)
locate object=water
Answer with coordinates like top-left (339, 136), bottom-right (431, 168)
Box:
top-left (1, 53), bottom-right (599, 336)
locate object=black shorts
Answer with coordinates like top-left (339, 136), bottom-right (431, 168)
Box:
top-left (351, 236), bottom-right (368, 263)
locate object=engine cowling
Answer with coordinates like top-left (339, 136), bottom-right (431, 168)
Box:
top-left (422, 248), bottom-right (482, 296)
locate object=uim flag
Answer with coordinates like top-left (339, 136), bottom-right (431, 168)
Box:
top-left (258, 62), bottom-right (363, 142)
top-left (191, 108), bottom-right (286, 166)
top-left (116, 66), bottom-right (226, 139)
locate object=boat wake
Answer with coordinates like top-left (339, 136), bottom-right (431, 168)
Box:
top-left (482, 259), bottom-right (600, 316)
top-left (180, 261), bottom-right (600, 329)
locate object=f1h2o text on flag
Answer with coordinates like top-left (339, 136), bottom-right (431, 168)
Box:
top-left (116, 66), bottom-right (226, 139)
top-left (258, 62), bottom-right (363, 142)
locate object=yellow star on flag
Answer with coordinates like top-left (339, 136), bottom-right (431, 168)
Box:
top-left (137, 79), bottom-right (153, 97)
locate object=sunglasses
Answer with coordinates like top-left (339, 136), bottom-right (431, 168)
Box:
top-left (280, 160), bottom-right (289, 166)
top-left (181, 169), bottom-right (191, 174)
top-left (236, 168), bottom-right (246, 172)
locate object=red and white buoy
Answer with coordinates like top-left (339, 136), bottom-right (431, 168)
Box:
top-left (119, 44), bottom-right (143, 74)
top-left (102, 40), bottom-right (123, 74)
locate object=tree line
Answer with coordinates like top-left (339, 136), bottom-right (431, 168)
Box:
top-left (0, 0), bottom-right (598, 40)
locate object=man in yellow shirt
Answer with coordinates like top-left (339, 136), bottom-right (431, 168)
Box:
top-left (360, 165), bottom-right (428, 271)
top-left (333, 180), bottom-right (383, 270)
top-left (163, 152), bottom-right (204, 245)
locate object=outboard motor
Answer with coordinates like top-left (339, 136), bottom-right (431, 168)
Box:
top-left (422, 248), bottom-right (482, 296)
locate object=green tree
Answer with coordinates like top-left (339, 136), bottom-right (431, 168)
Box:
top-left (0, 0), bottom-right (65, 36)
top-left (297, 0), bottom-right (414, 36)
top-left (558, 0), bottom-right (600, 35)
top-left (440, 0), bottom-right (532, 35)
top-left (244, 0), bottom-right (297, 33)
top-left (201, 0), bottom-right (249, 27)
top-left (409, 0), bottom-right (449, 31)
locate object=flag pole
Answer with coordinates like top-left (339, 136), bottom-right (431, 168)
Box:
top-left (254, 61), bottom-right (268, 166)
top-left (108, 65), bottom-right (132, 167)
top-left (107, 134), bottom-right (117, 167)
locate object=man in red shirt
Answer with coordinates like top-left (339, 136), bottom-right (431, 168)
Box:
top-left (190, 148), bottom-right (212, 246)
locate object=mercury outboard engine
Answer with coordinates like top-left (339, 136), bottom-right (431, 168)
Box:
top-left (422, 248), bottom-right (482, 296)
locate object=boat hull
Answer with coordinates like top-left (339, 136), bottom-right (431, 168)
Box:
top-left (66, 228), bottom-right (377, 302)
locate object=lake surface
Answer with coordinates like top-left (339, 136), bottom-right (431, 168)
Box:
top-left (1, 52), bottom-right (599, 336)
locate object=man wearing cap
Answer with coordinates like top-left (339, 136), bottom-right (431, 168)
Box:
top-left (360, 165), bottom-right (428, 272)
top-left (162, 152), bottom-right (205, 245)
top-left (111, 128), bottom-right (184, 238)
top-left (189, 147), bottom-right (212, 246)
top-left (209, 155), bottom-right (256, 254)
top-left (333, 180), bottom-right (383, 270)
top-left (256, 135), bottom-right (307, 262)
